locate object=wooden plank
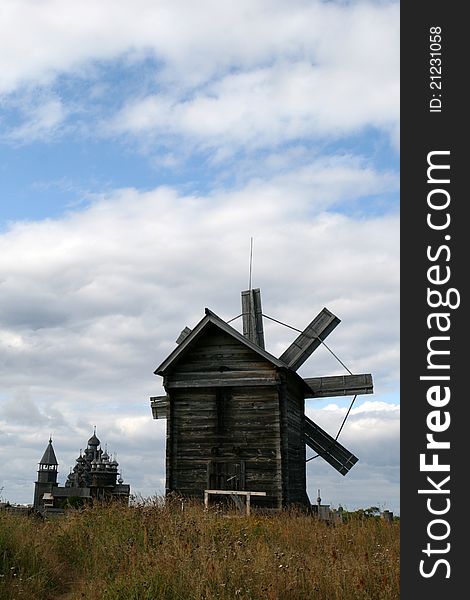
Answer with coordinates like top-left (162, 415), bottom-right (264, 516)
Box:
top-left (204, 490), bottom-right (267, 515)
top-left (176, 326), bottom-right (192, 345)
top-left (304, 416), bottom-right (358, 476)
top-left (252, 288), bottom-right (265, 350)
top-left (166, 385), bottom-right (282, 504)
top-left (165, 377), bottom-right (279, 388)
top-left (304, 374), bottom-right (373, 398)
top-left (279, 308), bottom-right (340, 371)
top-left (241, 288), bottom-right (265, 349)
top-left (150, 396), bottom-right (168, 419)
top-left (167, 368), bottom-right (279, 380)
top-left (167, 328), bottom-right (278, 377)
top-left (204, 490), bottom-right (267, 496)
top-left (241, 290), bottom-right (254, 342)
top-left (284, 380), bottom-right (306, 505)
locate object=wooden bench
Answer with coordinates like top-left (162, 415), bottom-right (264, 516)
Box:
top-left (204, 489), bottom-right (267, 516)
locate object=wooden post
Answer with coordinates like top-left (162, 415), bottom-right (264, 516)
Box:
top-left (246, 493), bottom-right (251, 516)
top-left (241, 289), bottom-right (265, 349)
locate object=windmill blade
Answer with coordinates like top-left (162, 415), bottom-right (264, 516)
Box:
top-left (150, 396), bottom-right (168, 419)
top-left (304, 416), bottom-right (358, 475)
top-left (304, 374), bottom-right (373, 398)
top-left (279, 308), bottom-right (340, 371)
top-left (241, 288), bottom-right (265, 349)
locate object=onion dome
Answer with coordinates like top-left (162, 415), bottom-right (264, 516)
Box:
top-left (87, 427), bottom-right (100, 448)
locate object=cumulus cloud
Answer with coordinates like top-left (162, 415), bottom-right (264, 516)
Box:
top-left (0, 0), bottom-right (399, 150)
top-left (0, 1), bottom-right (399, 92)
top-left (110, 56), bottom-right (398, 152)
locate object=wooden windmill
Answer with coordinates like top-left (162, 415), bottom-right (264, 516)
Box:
top-left (151, 289), bottom-right (372, 509)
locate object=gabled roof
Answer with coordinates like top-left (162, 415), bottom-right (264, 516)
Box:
top-left (155, 308), bottom-right (287, 375)
top-left (39, 438), bottom-right (58, 466)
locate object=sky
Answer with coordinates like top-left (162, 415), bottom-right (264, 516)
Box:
top-left (0, 0), bottom-right (399, 513)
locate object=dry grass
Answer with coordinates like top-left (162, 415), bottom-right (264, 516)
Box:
top-left (1, 500), bottom-right (399, 600)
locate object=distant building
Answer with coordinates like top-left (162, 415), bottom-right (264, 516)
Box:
top-left (33, 431), bottom-right (130, 514)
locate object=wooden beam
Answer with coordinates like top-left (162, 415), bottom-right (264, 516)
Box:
top-left (279, 308), bottom-right (340, 371)
top-left (164, 376), bottom-right (279, 389)
top-left (176, 327), bottom-right (192, 345)
top-left (204, 490), bottom-right (267, 516)
top-left (150, 396), bottom-right (168, 419)
top-left (304, 374), bottom-right (373, 398)
top-left (304, 416), bottom-right (358, 475)
top-left (241, 288), bottom-right (265, 349)
top-left (204, 490), bottom-right (267, 496)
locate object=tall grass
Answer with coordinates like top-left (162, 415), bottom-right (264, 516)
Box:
top-left (1, 500), bottom-right (399, 600)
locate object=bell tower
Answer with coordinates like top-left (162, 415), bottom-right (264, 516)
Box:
top-left (33, 437), bottom-right (58, 510)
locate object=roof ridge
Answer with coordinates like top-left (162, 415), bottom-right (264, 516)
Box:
top-left (154, 308), bottom-right (288, 375)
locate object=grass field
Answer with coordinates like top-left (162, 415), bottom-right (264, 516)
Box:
top-left (0, 500), bottom-right (399, 600)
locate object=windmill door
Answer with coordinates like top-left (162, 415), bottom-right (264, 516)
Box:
top-left (207, 460), bottom-right (245, 490)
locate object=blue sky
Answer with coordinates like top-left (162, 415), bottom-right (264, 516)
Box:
top-left (0, 0), bottom-right (399, 511)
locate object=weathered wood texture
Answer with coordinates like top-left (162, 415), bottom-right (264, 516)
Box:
top-left (279, 308), bottom-right (340, 371)
top-left (163, 326), bottom-right (285, 508)
top-left (150, 396), bottom-right (168, 419)
top-left (304, 374), bottom-right (373, 398)
top-left (304, 415), bottom-right (358, 475)
top-left (176, 326), bottom-right (192, 345)
top-left (167, 386), bottom-right (282, 508)
top-left (204, 490), bottom-right (267, 515)
top-left (283, 374), bottom-right (309, 505)
top-left (241, 288), bottom-right (265, 349)
top-left (156, 312), bottom-right (362, 510)
top-left (164, 326), bottom-right (279, 387)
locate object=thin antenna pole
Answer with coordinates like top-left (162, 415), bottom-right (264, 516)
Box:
top-left (248, 237), bottom-right (253, 291)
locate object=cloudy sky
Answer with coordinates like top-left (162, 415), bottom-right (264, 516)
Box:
top-left (0, 0), bottom-right (399, 512)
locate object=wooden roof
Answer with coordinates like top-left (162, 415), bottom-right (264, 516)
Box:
top-left (154, 308), bottom-right (288, 376)
top-left (39, 438), bottom-right (58, 466)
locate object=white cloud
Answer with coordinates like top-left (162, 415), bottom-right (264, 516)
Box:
top-left (0, 1), bottom-right (399, 93)
top-left (110, 56), bottom-right (398, 151)
top-left (1, 1), bottom-right (399, 148)
top-left (5, 98), bottom-right (67, 143)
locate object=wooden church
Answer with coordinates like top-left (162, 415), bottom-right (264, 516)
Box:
top-left (151, 289), bottom-right (373, 509)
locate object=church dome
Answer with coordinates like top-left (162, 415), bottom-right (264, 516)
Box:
top-left (88, 430), bottom-right (100, 447)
